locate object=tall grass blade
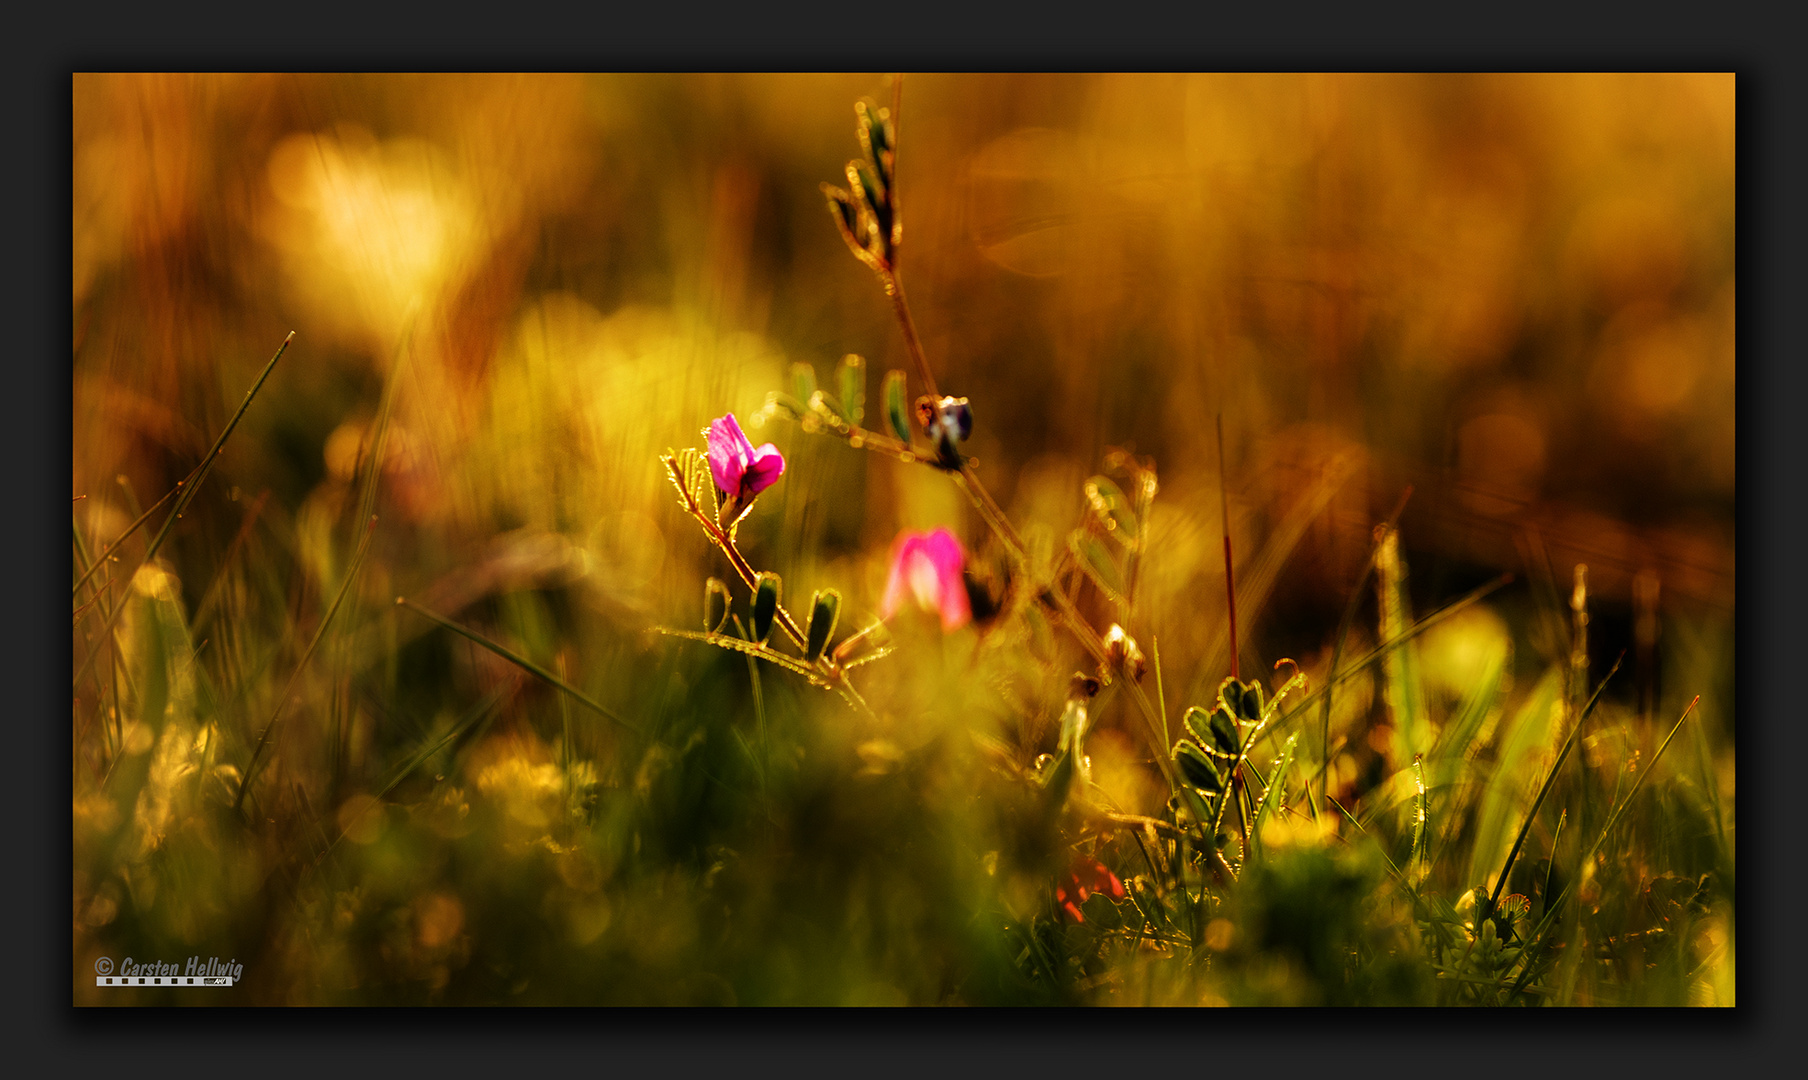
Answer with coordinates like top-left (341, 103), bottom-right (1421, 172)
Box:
top-left (1316, 485), bottom-right (1413, 806)
top-left (1542, 808), bottom-right (1567, 920)
top-left (1376, 525), bottom-right (1429, 764)
top-left (400, 597), bottom-right (641, 732)
top-left (322, 680), bottom-right (513, 863)
top-left (1274, 573), bottom-right (1514, 739)
top-left (1409, 755), bottom-right (1429, 886)
top-left (234, 515), bottom-right (378, 811)
top-left (1464, 667), bottom-right (1561, 894)
top-left (75, 333), bottom-right (295, 681)
top-left (72, 476), bottom-right (186, 598)
top-left (1487, 652), bottom-right (1624, 916)
top-left (1510, 696), bottom-right (1702, 998)
top-left (1250, 732), bottom-right (1299, 858)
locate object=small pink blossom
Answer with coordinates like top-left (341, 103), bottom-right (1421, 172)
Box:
top-left (881, 528), bottom-right (971, 631)
top-left (706, 413), bottom-right (785, 511)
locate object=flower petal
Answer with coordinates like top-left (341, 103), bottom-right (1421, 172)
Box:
top-left (880, 529), bottom-right (971, 631)
top-left (923, 529), bottom-right (971, 630)
top-left (880, 534), bottom-right (921, 620)
top-left (741, 443), bottom-right (786, 498)
top-left (706, 414), bottom-right (754, 495)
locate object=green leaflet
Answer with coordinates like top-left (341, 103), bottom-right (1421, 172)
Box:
top-left (806, 588), bottom-right (841, 663)
top-left (1069, 530), bottom-right (1125, 603)
top-left (883, 370), bottom-right (911, 444)
top-left (751, 573), bottom-right (781, 646)
top-left (838, 354), bottom-right (866, 427)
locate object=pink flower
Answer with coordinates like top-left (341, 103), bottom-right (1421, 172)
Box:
top-left (706, 413), bottom-right (785, 517)
top-left (880, 528), bottom-right (971, 631)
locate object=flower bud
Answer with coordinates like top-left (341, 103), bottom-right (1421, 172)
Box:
top-left (706, 413), bottom-right (785, 527)
top-left (917, 395), bottom-right (972, 470)
top-left (1103, 624), bottom-right (1146, 683)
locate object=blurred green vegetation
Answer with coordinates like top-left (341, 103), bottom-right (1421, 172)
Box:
top-left (74, 73), bottom-right (1732, 1005)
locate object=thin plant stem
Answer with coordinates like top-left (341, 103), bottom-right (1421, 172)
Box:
top-left (396, 597), bottom-right (639, 734)
top-left (1217, 414), bottom-right (1238, 682)
top-left (665, 452), bottom-right (881, 717)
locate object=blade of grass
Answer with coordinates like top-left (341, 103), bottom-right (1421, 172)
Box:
top-left (1487, 651), bottom-right (1624, 917)
top-left (1428, 644), bottom-right (1507, 764)
top-left (1217, 414), bottom-right (1238, 682)
top-left (131, 331), bottom-right (296, 579)
top-left (234, 514), bottom-right (377, 812)
top-left (354, 319), bottom-right (413, 533)
top-left (1409, 755), bottom-right (1429, 886)
top-left (315, 680), bottom-right (513, 867)
top-left (1273, 573), bottom-right (1515, 741)
top-left (1508, 695), bottom-right (1701, 999)
top-left (1152, 635), bottom-right (1170, 753)
top-left (1316, 486), bottom-right (1413, 814)
top-left (1464, 666), bottom-right (1562, 893)
top-left (75, 333), bottom-right (295, 685)
top-left (1542, 808), bottom-right (1567, 921)
top-left (1250, 732), bottom-right (1299, 859)
top-left (1326, 794), bottom-right (1405, 884)
top-left (71, 469), bottom-right (189, 598)
top-left (188, 490), bottom-right (271, 643)
top-left (1376, 525), bottom-right (1430, 764)
top-left (401, 597), bottom-right (640, 733)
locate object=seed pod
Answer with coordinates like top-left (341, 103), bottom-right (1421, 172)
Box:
top-left (806, 588), bottom-right (842, 663)
top-left (1103, 624), bottom-right (1145, 683)
top-left (751, 572), bottom-right (781, 646)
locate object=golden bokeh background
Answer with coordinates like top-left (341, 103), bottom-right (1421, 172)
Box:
top-left (74, 72), bottom-right (1731, 715)
top-left (72, 73), bottom-right (1734, 1004)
